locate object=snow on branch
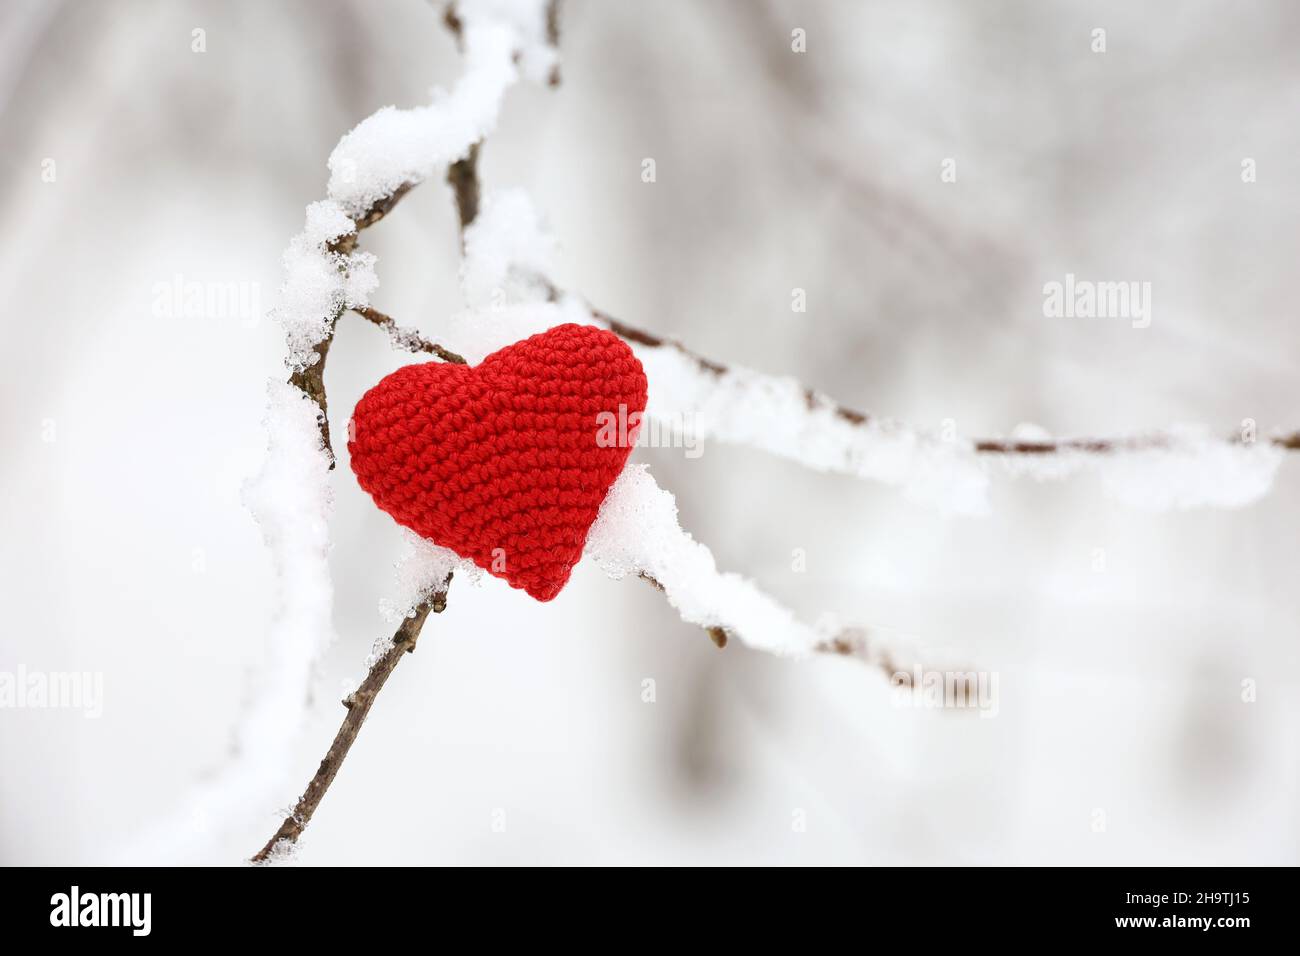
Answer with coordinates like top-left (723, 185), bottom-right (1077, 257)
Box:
top-left (241, 1), bottom-right (562, 865)
top-left (343, 296), bottom-right (920, 670)
top-left (427, 184), bottom-right (1295, 514)
top-left (586, 466), bottom-right (910, 674)
top-left (123, 2), bottom-right (562, 865)
top-left (326, 3), bottom-right (554, 219)
top-left (594, 315), bottom-right (1290, 513)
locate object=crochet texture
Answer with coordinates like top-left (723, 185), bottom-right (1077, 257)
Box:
top-left (348, 323), bottom-right (649, 601)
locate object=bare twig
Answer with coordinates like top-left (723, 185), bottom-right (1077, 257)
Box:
top-left (251, 581), bottom-right (450, 863)
top-left (331, 182), bottom-right (415, 256)
top-left (352, 306), bottom-right (467, 364)
top-left (289, 184), bottom-right (419, 466)
top-left (288, 338), bottom-right (337, 465)
top-left (814, 631), bottom-right (904, 682)
top-left (544, 0), bottom-right (563, 86)
top-left (973, 433), bottom-right (1300, 454)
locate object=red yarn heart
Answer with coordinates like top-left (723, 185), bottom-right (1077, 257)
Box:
top-left (348, 323), bottom-right (648, 601)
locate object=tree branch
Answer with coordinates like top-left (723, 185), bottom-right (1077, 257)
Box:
top-left (433, 7), bottom-right (1300, 466)
top-left (246, 1), bottom-right (557, 863)
top-left (251, 580), bottom-right (450, 863)
top-left (344, 304), bottom-right (920, 677)
top-left (329, 182), bottom-right (415, 257)
top-left (590, 303), bottom-right (1300, 456)
top-left (289, 184), bottom-right (419, 466)
top-left (973, 432), bottom-right (1300, 454)
top-left (446, 142), bottom-right (481, 234)
top-left (639, 573), bottom-right (728, 649)
top-left (287, 338), bottom-right (336, 465)
top-left (352, 306), bottom-right (467, 364)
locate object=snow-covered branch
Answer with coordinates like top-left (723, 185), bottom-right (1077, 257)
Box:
top-left (588, 306), bottom-right (1292, 514)
top-left (194, 0), bottom-right (1295, 864)
top-left (413, 148), bottom-right (1299, 516)
top-left (240, 0), bottom-right (561, 864)
top-left (587, 466), bottom-right (912, 677)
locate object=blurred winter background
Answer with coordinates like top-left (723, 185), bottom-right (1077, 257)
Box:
top-left (1, 0), bottom-right (1298, 865)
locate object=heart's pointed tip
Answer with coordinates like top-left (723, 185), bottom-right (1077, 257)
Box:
top-left (522, 577), bottom-right (567, 602)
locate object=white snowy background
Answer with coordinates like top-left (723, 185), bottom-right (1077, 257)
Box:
top-left (1, 0), bottom-right (1297, 865)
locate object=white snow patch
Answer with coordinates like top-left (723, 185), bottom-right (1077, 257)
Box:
top-left (630, 344), bottom-right (991, 515)
top-left (461, 188), bottom-right (556, 308)
top-left (240, 380), bottom-right (337, 756)
top-left (458, 0), bottom-right (558, 84)
top-left (440, 297), bottom-right (588, 364)
top-left (586, 465), bottom-right (857, 657)
top-left (273, 200), bottom-right (376, 370)
top-left (326, 2), bottom-right (556, 216)
top-left (327, 23), bottom-right (517, 217)
top-left (1096, 429), bottom-right (1282, 510)
top-left (378, 529), bottom-right (481, 625)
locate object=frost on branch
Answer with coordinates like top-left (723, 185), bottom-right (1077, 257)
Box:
top-left (344, 533), bottom-right (483, 696)
top-left (450, 190), bottom-right (1289, 513)
top-left (635, 345), bottom-right (992, 515)
top-left (993, 423), bottom-right (1284, 510)
top-left (456, 0), bottom-right (559, 83)
top-left (326, 0), bottom-right (558, 218)
top-left (378, 529), bottom-right (481, 626)
top-left (273, 200), bottom-right (377, 370)
top-left (586, 465), bottom-right (880, 658)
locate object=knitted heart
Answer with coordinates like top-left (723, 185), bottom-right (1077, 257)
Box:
top-left (348, 323), bottom-right (648, 601)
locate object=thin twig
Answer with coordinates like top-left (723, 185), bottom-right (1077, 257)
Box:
top-left (290, 183), bottom-right (419, 465)
top-left (251, 581), bottom-right (450, 863)
top-left (544, 0), bottom-right (563, 87)
top-left (591, 302), bottom-right (1300, 455)
top-left (352, 306), bottom-right (467, 364)
top-left (288, 338), bottom-right (336, 465)
top-left (814, 631), bottom-right (904, 682)
top-left (640, 572), bottom-right (919, 680)
top-left (329, 182), bottom-right (415, 256)
top-left (974, 433), bottom-right (1300, 454)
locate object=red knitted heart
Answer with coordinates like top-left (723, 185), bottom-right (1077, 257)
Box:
top-left (347, 323), bottom-right (648, 601)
